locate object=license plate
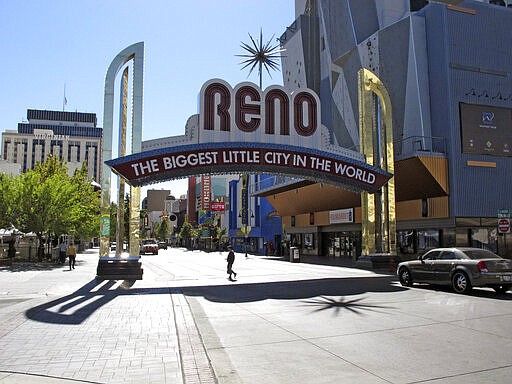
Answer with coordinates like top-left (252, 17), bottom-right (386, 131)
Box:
top-left (503, 275), bottom-right (511, 282)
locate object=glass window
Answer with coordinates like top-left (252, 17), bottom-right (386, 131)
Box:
top-left (423, 250), bottom-right (441, 260)
top-left (418, 230), bottom-right (439, 250)
top-left (440, 251), bottom-right (456, 260)
top-left (398, 230), bottom-right (415, 254)
top-left (470, 228), bottom-right (498, 253)
top-left (464, 248), bottom-right (501, 260)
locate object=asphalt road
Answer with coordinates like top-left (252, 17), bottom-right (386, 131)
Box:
top-left (1, 247), bottom-right (512, 383)
top-left (147, 248), bottom-right (512, 384)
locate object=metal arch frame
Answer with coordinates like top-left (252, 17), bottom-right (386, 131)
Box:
top-left (100, 42), bottom-right (144, 257)
top-left (358, 68), bottom-right (396, 255)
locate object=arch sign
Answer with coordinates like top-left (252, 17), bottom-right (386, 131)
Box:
top-left (106, 79), bottom-right (391, 193)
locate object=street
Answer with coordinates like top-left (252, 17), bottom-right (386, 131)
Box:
top-left (1, 247), bottom-right (512, 383)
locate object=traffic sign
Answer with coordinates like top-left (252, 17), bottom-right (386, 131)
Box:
top-left (498, 209), bottom-right (510, 218)
top-left (498, 218), bottom-right (510, 234)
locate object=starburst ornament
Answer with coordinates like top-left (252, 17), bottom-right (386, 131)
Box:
top-left (237, 30), bottom-right (286, 88)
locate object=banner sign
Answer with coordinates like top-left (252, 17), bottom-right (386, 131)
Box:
top-left (198, 210), bottom-right (211, 225)
top-left (108, 143), bottom-right (390, 192)
top-left (106, 79), bottom-right (392, 193)
top-left (329, 208), bottom-right (354, 224)
top-left (211, 201), bottom-right (225, 211)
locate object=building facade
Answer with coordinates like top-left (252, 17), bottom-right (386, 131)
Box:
top-left (260, 0), bottom-right (512, 259)
top-left (142, 189), bottom-right (171, 238)
top-left (228, 174), bottom-right (284, 255)
top-left (187, 175), bottom-right (235, 249)
top-left (1, 109), bottom-right (102, 181)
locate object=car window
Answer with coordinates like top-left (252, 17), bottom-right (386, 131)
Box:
top-left (439, 251), bottom-right (456, 260)
top-left (423, 250), bottom-right (441, 260)
top-left (463, 249), bottom-right (502, 260)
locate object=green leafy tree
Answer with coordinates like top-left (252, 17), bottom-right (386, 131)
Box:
top-left (109, 202), bottom-right (118, 240)
top-left (0, 174), bottom-right (17, 228)
top-left (123, 193), bottom-right (130, 246)
top-left (218, 227), bottom-right (227, 240)
top-left (68, 164), bottom-right (100, 240)
top-left (15, 157), bottom-right (71, 258)
top-left (179, 221), bottom-right (193, 248)
top-left (155, 215), bottom-right (170, 241)
top-left (7, 157), bottom-right (100, 259)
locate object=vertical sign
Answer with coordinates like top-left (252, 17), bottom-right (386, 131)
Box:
top-left (201, 175), bottom-right (211, 211)
top-left (240, 174), bottom-right (248, 225)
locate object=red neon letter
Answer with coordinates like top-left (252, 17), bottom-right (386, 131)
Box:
top-left (265, 89), bottom-right (289, 135)
top-left (235, 86), bottom-right (261, 132)
top-left (203, 82), bottom-right (231, 131)
top-left (293, 92), bottom-right (317, 136)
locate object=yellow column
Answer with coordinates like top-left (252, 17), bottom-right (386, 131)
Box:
top-left (358, 68), bottom-right (396, 255)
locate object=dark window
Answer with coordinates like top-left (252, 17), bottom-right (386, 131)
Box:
top-left (423, 250), bottom-right (441, 260)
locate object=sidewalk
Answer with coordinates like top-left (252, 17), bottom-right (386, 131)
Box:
top-left (4, 248), bottom-right (505, 384)
top-left (0, 248), bottom-right (385, 384)
top-left (0, 248), bottom-right (206, 384)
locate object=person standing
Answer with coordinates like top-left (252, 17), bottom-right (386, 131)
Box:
top-left (7, 238), bottom-right (16, 259)
top-left (67, 242), bottom-right (77, 270)
top-left (59, 240), bottom-right (67, 264)
top-left (226, 245), bottom-right (237, 281)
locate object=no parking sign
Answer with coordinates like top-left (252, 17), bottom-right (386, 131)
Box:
top-left (498, 218), bottom-right (510, 234)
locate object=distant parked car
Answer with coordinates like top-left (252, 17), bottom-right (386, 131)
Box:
top-left (158, 241), bottom-right (168, 250)
top-left (110, 242), bottom-right (116, 251)
top-left (397, 247), bottom-right (512, 294)
top-left (140, 239), bottom-right (158, 255)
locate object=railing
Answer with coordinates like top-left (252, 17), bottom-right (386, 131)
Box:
top-left (251, 176), bottom-right (304, 195)
top-left (394, 136), bottom-right (446, 159)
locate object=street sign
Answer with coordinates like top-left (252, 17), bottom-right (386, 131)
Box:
top-left (498, 209), bottom-right (510, 218)
top-left (498, 218), bottom-right (510, 234)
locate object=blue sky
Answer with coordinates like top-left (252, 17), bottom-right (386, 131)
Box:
top-left (0, 0), bottom-right (294, 197)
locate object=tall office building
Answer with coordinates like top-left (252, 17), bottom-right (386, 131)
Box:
top-left (259, 0), bottom-right (512, 259)
top-left (1, 109), bottom-right (102, 181)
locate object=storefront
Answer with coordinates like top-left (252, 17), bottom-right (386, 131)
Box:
top-left (321, 231), bottom-right (361, 260)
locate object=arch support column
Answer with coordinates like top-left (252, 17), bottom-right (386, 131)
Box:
top-left (100, 42), bottom-right (144, 258)
top-left (358, 68), bottom-right (396, 256)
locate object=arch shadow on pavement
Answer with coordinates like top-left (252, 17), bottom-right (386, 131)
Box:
top-left (25, 275), bottom-right (404, 325)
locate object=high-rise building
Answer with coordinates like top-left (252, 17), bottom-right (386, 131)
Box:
top-left (1, 109), bottom-right (102, 181)
top-left (260, 0), bottom-right (512, 259)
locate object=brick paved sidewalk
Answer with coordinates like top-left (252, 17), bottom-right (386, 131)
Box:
top-left (0, 249), bottom-right (215, 384)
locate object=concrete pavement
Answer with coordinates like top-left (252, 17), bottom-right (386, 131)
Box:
top-left (1, 247), bottom-right (512, 383)
top-left (0, 249), bottom-right (186, 383)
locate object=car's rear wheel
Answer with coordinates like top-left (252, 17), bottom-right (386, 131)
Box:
top-left (493, 284), bottom-right (511, 294)
top-left (399, 267), bottom-right (413, 287)
top-left (452, 271), bottom-right (472, 294)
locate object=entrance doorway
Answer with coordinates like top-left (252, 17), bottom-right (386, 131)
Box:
top-left (322, 232), bottom-right (361, 259)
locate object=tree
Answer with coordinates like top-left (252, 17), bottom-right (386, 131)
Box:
top-left (16, 157), bottom-right (72, 258)
top-left (4, 156), bottom-right (100, 259)
top-left (123, 193), bottom-right (130, 246)
top-left (179, 221), bottom-right (193, 248)
top-left (0, 174), bottom-right (17, 228)
top-left (68, 164), bottom-right (100, 240)
top-left (155, 215), bottom-right (170, 241)
top-left (109, 202), bottom-right (118, 240)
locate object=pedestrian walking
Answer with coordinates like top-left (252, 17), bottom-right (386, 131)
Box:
top-left (59, 240), bottom-right (67, 264)
top-left (226, 245), bottom-right (237, 281)
top-left (67, 241), bottom-right (77, 270)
